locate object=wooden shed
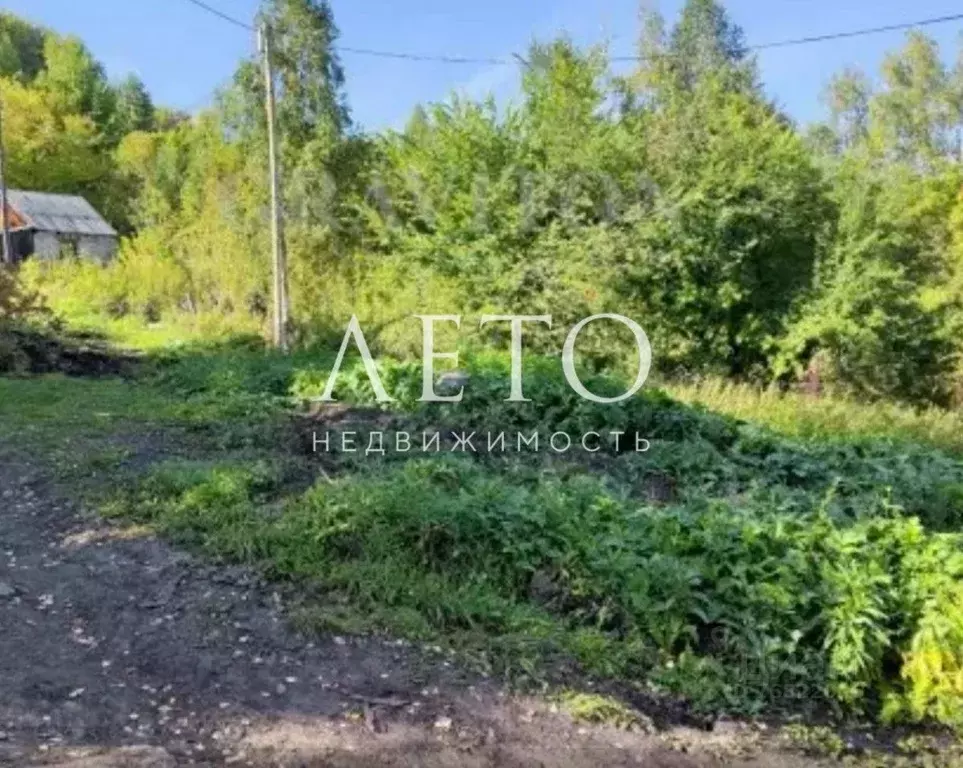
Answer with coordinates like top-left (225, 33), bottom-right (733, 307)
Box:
top-left (1, 190), bottom-right (118, 263)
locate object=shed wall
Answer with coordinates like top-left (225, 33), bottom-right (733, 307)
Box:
top-left (78, 235), bottom-right (118, 263)
top-left (25, 231), bottom-right (118, 262)
top-left (32, 231), bottom-right (62, 260)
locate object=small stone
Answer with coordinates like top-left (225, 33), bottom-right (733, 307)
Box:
top-left (0, 582), bottom-right (16, 598)
top-left (434, 717), bottom-right (453, 732)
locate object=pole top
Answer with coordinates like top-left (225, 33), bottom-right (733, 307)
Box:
top-left (257, 21), bottom-right (273, 53)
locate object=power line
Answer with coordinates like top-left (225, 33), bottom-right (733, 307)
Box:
top-left (182, 0), bottom-right (253, 31)
top-left (337, 47), bottom-right (507, 65)
top-left (179, 0), bottom-right (507, 63)
top-left (611, 12), bottom-right (963, 60)
top-left (179, 0), bottom-right (963, 66)
top-left (752, 12), bottom-right (963, 51)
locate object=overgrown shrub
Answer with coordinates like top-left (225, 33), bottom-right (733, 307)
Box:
top-left (115, 453), bottom-right (963, 730)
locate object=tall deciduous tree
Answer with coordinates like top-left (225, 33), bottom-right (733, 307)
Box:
top-left (824, 68), bottom-right (872, 152)
top-left (871, 32), bottom-right (962, 166)
top-left (670, 0), bottom-right (749, 87)
top-left (37, 34), bottom-right (115, 133)
top-left (113, 74), bottom-right (155, 137)
top-left (0, 78), bottom-right (107, 195)
top-left (0, 12), bottom-right (46, 81)
top-left (623, 82), bottom-right (831, 376)
top-left (634, 0), bottom-right (756, 101)
top-left (258, 0), bottom-right (349, 151)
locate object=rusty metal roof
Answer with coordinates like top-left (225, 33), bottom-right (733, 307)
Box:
top-left (7, 190), bottom-right (117, 238)
top-left (0, 203), bottom-right (29, 230)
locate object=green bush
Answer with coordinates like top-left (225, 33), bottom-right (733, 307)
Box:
top-left (116, 453), bottom-right (963, 729)
top-left (776, 254), bottom-right (953, 405)
top-left (283, 463), bottom-right (963, 727)
top-left (296, 353), bottom-right (963, 530)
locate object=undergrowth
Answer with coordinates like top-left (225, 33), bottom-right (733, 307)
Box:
top-left (104, 454), bottom-right (963, 729)
top-left (75, 347), bottom-right (963, 733)
top-left (3, 336), bottom-right (963, 733)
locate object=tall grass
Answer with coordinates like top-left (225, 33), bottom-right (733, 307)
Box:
top-left (665, 377), bottom-right (963, 455)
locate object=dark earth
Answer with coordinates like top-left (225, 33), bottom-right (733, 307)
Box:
top-left (0, 446), bottom-right (828, 767)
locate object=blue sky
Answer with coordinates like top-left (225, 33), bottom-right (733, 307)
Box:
top-left (4, 0), bottom-right (963, 131)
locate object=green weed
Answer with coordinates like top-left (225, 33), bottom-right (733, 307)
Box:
top-left (6, 340), bottom-right (963, 733)
top-left (556, 692), bottom-right (651, 730)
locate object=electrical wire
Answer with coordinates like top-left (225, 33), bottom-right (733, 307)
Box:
top-left (182, 0), bottom-right (253, 31)
top-left (752, 12), bottom-right (963, 50)
top-left (179, 1), bottom-right (963, 66)
top-left (336, 46), bottom-right (508, 65)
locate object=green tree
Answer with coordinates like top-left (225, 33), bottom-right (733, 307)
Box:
top-left (362, 40), bottom-right (638, 343)
top-left (633, 0), bottom-right (756, 101)
top-left (0, 13), bottom-right (46, 81)
top-left (870, 32), bottom-right (962, 166)
top-left (37, 34), bottom-right (116, 134)
top-left (670, 0), bottom-right (750, 88)
top-left (621, 79), bottom-right (831, 375)
top-left (615, 1), bottom-right (829, 375)
top-left (113, 0), bottom-right (361, 322)
top-left (776, 241), bottom-right (953, 405)
top-left (823, 68), bottom-right (872, 153)
top-left (258, 0), bottom-right (349, 151)
top-left (794, 33), bottom-right (963, 402)
top-left (113, 74), bottom-right (155, 136)
top-left (0, 77), bottom-right (109, 197)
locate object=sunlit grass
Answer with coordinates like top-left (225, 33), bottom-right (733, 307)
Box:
top-left (664, 377), bottom-right (963, 455)
top-left (0, 375), bottom-right (176, 432)
top-left (53, 309), bottom-right (264, 351)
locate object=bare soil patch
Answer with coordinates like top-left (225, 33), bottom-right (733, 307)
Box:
top-left (0, 445), bottom-right (835, 767)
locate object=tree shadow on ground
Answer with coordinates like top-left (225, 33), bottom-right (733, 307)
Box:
top-left (0, 320), bottom-right (137, 377)
top-left (0, 452), bottom-right (826, 768)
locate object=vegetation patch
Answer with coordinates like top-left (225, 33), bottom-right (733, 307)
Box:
top-left (557, 692), bottom-right (652, 731)
top-left (39, 348), bottom-right (952, 736)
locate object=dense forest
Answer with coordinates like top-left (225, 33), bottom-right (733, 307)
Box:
top-left (3, 0), bottom-right (963, 405)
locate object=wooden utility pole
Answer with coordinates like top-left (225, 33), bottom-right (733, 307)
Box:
top-left (259, 22), bottom-right (290, 351)
top-left (0, 92), bottom-right (13, 265)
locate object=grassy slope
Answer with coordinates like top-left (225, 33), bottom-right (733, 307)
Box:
top-left (2, 333), bottom-right (963, 751)
top-left (665, 377), bottom-right (963, 455)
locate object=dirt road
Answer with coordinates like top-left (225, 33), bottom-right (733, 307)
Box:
top-left (0, 450), bottom-right (824, 767)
